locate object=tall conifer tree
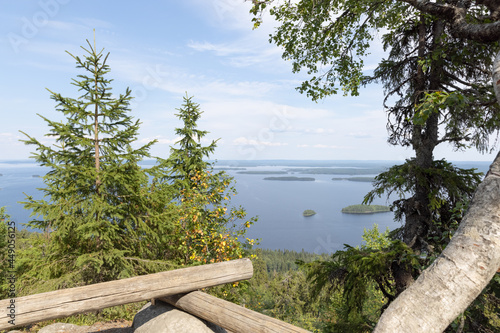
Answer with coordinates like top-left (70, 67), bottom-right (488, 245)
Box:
top-left (164, 94), bottom-right (218, 193)
top-left (160, 95), bottom-right (257, 264)
top-left (21, 40), bottom-right (167, 286)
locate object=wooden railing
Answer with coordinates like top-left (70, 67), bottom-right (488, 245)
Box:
top-left (161, 291), bottom-right (310, 333)
top-left (0, 259), bottom-right (310, 333)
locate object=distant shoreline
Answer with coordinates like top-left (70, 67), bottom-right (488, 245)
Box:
top-left (332, 177), bottom-right (375, 182)
top-left (237, 171), bottom-right (287, 175)
top-left (264, 176), bottom-right (315, 181)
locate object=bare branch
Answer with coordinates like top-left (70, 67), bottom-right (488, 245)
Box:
top-left (401, 0), bottom-right (500, 42)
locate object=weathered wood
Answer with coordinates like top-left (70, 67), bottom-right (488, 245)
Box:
top-left (161, 291), bottom-right (311, 333)
top-left (374, 150), bottom-right (500, 332)
top-left (0, 258), bottom-right (253, 330)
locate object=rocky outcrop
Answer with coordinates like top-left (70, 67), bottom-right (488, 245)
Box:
top-left (133, 301), bottom-right (226, 333)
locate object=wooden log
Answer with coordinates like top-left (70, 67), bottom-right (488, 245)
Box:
top-left (161, 291), bottom-right (311, 333)
top-left (0, 258), bottom-right (253, 330)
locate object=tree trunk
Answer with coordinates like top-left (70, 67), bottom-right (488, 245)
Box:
top-left (402, 17), bottom-right (431, 249)
top-left (404, 19), bottom-right (443, 251)
top-left (94, 57), bottom-right (101, 191)
top-left (374, 50), bottom-right (500, 331)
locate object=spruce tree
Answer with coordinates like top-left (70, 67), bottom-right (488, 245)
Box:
top-left (160, 95), bottom-right (257, 264)
top-left (163, 94), bottom-right (218, 193)
top-left (21, 40), bottom-right (170, 287)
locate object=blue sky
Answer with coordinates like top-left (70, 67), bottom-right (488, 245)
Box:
top-left (0, 0), bottom-right (497, 162)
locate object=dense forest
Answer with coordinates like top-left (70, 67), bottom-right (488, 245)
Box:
top-left (0, 222), bottom-right (396, 332)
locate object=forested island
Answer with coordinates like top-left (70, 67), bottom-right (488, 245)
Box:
top-left (332, 177), bottom-right (375, 182)
top-left (303, 209), bottom-right (316, 217)
top-left (341, 204), bottom-right (391, 214)
top-left (286, 167), bottom-right (382, 175)
top-left (264, 176), bottom-right (315, 181)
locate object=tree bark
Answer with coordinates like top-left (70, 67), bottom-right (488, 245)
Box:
top-left (401, 0), bottom-right (500, 43)
top-left (374, 49), bottom-right (500, 329)
top-left (404, 19), bottom-right (442, 251)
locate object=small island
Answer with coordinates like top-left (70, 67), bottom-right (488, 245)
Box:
top-left (285, 167), bottom-right (382, 175)
top-left (341, 204), bottom-right (390, 214)
top-left (303, 209), bottom-right (316, 217)
top-left (332, 177), bottom-right (375, 182)
top-left (264, 176), bottom-right (315, 181)
top-left (32, 175), bottom-right (41, 178)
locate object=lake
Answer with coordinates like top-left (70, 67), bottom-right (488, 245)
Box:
top-left (0, 160), bottom-right (491, 254)
top-left (219, 161), bottom-right (395, 253)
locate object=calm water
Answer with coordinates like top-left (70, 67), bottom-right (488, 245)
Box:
top-left (0, 161), bottom-right (47, 229)
top-left (0, 160), bottom-right (491, 254)
top-left (224, 164), bottom-right (396, 253)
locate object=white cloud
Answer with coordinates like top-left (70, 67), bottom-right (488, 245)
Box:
top-left (187, 39), bottom-right (282, 68)
top-left (110, 55), bottom-right (280, 101)
top-left (305, 128), bottom-right (335, 135)
top-left (232, 137), bottom-right (288, 147)
top-left (348, 132), bottom-right (372, 139)
top-left (16, 40), bottom-right (76, 60)
top-left (187, 41), bottom-right (235, 56)
top-left (297, 143), bottom-right (349, 149)
top-left (184, 1), bottom-right (287, 71)
top-left (314, 144), bottom-right (338, 149)
top-left (185, 0), bottom-right (258, 31)
top-left (200, 80), bottom-right (277, 98)
top-left (0, 132), bottom-right (23, 143)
